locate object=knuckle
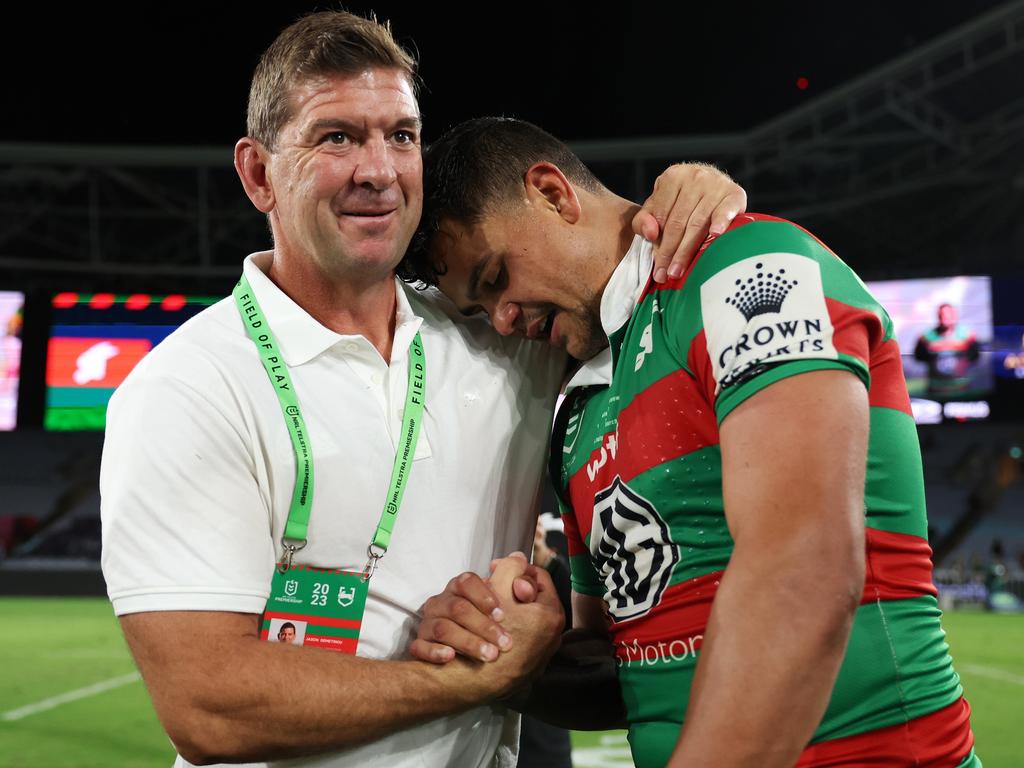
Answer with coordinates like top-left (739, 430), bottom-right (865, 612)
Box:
top-left (431, 620), bottom-right (451, 641)
top-left (450, 598), bottom-right (471, 619)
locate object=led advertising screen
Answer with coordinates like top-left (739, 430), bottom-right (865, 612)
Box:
top-left (45, 292), bottom-right (218, 430)
top-left (993, 325), bottom-right (1024, 382)
top-left (865, 276), bottom-right (992, 425)
top-left (0, 291), bottom-right (25, 431)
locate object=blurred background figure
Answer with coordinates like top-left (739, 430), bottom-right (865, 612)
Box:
top-left (985, 539), bottom-right (1022, 613)
top-left (914, 303), bottom-right (981, 399)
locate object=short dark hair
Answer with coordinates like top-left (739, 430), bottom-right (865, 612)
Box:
top-left (399, 117), bottom-right (603, 286)
top-left (248, 11), bottom-right (418, 151)
top-left (279, 622), bottom-right (296, 633)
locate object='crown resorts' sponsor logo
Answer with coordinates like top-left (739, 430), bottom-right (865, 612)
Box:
top-left (716, 318), bottom-right (828, 371)
top-left (723, 262), bottom-right (798, 320)
top-left (700, 252), bottom-right (838, 392)
top-left (591, 477), bottom-right (678, 622)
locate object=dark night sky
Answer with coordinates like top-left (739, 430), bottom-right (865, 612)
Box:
top-left (2, 2), bottom-right (1008, 147)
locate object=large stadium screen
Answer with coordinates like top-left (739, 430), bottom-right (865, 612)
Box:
top-left (45, 292), bottom-right (219, 430)
top-left (989, 276), bottom-right (1024, 420)
top-left (865, 276), bottom-right (992, 425)
top-left (0, 291), bottom-right (25, 431)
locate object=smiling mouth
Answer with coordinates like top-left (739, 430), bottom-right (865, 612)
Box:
top-left (342, 209), bottom-right (397, 218)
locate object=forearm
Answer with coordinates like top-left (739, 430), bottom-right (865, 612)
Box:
top-left (123, 613), bottom-right (506, 764)
top-left (506, 627), bottom-right (627, 731)
top-left (668, 535), bottom-right (862, 767)
top-left (192, 647), bottom-right (488, 762)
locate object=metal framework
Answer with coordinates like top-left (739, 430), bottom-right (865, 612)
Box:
top-left (0, 1), bottom-right (1022, 289)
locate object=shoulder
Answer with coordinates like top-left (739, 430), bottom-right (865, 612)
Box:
top-left (691, 214), bottom-right (836, 284)
top-left (109, 297), bottom-right (252, 414)
top-left (654, 213), bottom-right (876, 321)
top-left (402, 282), bottom-right (568, 379)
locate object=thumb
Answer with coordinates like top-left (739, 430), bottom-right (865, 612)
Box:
top-left (631, 209), bottom-right (661, 242)
top-left (512, 575), bottom-right (539, 603)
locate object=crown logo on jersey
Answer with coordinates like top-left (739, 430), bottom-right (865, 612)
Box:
top-left (723, 262), bottom-right (798, 320)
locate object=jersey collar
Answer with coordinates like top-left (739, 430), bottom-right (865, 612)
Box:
top-left (565, 235), bottom-right (653, 393)
top-left (243, 252), bottom-right (423, 366)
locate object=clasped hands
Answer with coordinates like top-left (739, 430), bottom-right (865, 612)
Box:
top-left (411, 552), bottom-right (563, 696)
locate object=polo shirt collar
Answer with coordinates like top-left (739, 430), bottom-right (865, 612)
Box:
top-left (243, 252), bottom-right (422, 366)
top-left (565, 235), bottom-right (653, 392)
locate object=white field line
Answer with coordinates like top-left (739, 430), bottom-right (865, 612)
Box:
top-left (960, 663), bottom-right (1024, 686)
top-left (1, 672), bottom-right (141, 721)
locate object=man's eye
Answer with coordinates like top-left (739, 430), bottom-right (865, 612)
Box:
top-left (325, 132), bottom-right (350, 145)
top-left (489, 266), bottom-right (507, 290)
top-left (393, 130), bottom-right (417, 145)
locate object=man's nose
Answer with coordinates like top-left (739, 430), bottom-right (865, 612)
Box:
top-left (353, 137), bottom-right (398, 190)
top-left (491, 301), bottom-right (521, 336)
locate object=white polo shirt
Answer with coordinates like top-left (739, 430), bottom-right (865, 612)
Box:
top-left (100, 252), bottom-right (566, 768)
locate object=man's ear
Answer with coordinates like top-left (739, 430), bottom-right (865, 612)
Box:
top-left (523, 162), bottom-right (581, 224)
top-left (234, 137), bottom-right (275, 214)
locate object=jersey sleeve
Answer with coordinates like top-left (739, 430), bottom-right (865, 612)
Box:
top-left (100, 344), bottom-right (276, 616)
top-left (663, 215), bottom-right (892, 423)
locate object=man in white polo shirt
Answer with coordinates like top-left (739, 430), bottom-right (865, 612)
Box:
top-left (100, 10), bottom-right (746, 768)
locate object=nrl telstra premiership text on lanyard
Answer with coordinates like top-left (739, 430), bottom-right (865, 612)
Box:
top-left (233, 274), bottom-right (425, 654)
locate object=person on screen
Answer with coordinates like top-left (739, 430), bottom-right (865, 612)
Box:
top-left (913, 303), bottom-right (980, 399)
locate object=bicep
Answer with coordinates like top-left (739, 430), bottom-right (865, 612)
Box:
top-left (119, 611), bottom-right (261, 729)
top-left (101, 369), bottom-right (274, 614)
top-left (719, 369), bottom-right (868, 548)
top-left (121, 610), bottom-right (260, 668)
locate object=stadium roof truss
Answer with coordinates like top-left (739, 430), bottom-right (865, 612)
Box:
top-left (0, 0), bottom-right (1022, 285)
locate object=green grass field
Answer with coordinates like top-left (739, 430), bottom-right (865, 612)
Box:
top-left (0, 598), bottom-right (1020, 767)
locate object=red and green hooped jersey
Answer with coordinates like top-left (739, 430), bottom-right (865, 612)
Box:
top-left (914, 325), bottom-right (981, 397)
top-left (556, 215), bottom-right (979, 768)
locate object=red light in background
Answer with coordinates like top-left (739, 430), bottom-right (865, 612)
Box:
top-left (162, 295), bottom-right (187, 311)
top-left (796, 76), bottom-right (809, 90)
top-left (53, 292), bottom-right (79, 309)
top-left (125, 294), bottom-right (152, 311)
top-left (90, 293), bottom-right (116, 310)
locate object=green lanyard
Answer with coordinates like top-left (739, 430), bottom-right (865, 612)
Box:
top-left (233, 274), bottom-right (426, 579)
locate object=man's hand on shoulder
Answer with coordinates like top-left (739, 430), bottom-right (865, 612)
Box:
top-left (632, 162), bottom-right (747, 284)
